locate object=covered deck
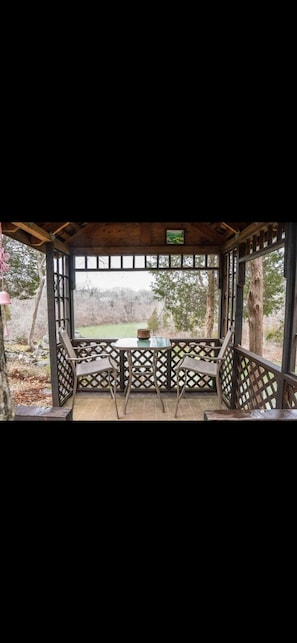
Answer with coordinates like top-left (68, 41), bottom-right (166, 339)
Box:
top-left (2, 219), bottom-right (297, 421)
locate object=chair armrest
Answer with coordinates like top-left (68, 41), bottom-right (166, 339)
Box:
top-left (66, 353), bottom-right (112, 362)
top-left (72, 346), bottom-right (111, 356)
top-left (184, 353), bottom-right (225, 362)
top-left (186, 351), bottom-right (220, 359)
top-left (200, 355), bottom-right (226, 362)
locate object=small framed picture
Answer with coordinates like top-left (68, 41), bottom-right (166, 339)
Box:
top-left (166, 229), bottom-right (185, 245)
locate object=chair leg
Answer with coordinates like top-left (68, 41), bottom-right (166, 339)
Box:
top-left (174, 366), bottom-right (187, 418)
top-left (109, 369), bottom-right (119, 419)
top-left (216, 371), bottom-right (222, 406)
top-left (71, 372), bottom-right (78, 411)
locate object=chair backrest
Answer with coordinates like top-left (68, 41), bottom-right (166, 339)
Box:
top-left (217, 326), bottom-right (235, 361)
top-left (59, 327), bottom-right (76, 361)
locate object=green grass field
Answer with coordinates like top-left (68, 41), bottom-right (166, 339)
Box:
top-left (76, 322), bottom-right (148, 339)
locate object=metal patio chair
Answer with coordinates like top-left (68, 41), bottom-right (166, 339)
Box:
top-left (174, 326), bottom-right (235, 417)
top-left (59, 327), bottom-right (119, 419)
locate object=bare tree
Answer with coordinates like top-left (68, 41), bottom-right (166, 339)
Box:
top-left (28, 253), bottom-right (46, 350)
top-left (205, 258), bottom-right (216, 337)
top-left (247, 257), bottom-right (264, 407)
top-left (247, 257), bottom-right (263, 355)
top-left (0, 306), bottom-right (15, 420)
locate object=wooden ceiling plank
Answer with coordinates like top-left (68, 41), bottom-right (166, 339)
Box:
top-left (4, 221), bottom-right (265, 257)
top-left (195, 222), bottom-right (229, 243)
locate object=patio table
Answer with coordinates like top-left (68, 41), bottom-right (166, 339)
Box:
top-left (111, 337), bottom-right (171, 414)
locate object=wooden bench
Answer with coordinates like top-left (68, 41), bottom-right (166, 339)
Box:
top-left (14, 405), bottom-right (72, 421)
top-left (204, 409), bottom-right (297, 421)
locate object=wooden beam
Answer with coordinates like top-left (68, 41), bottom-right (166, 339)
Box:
top-left (11, 222), bottom-right (53, 243)
top-left (221, 222), bottom-right (239, 234)
top-left (30, 236), bottom-right (45, 247)
top-left (10, 222), bottom-right (71, 254)
top-left (222, 223), bottom-right (275, 252)
top-left (72, 245), bottom-right (222, 256)
top-left (1, 223), bottom-right (20, 233)
top-left (51, 222), bottom-right (71, 235)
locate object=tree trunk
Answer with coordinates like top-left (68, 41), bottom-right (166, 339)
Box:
top-left (0, 306), bottom-right (15, 420)
top-left (28, 255), bottom-right (45, 350)
top-left (247, 257), bottom-right (264, 407)
top-left (247, 257), bottom-right (263, 354)
top-left (205, 259), bottom-right (216, 337)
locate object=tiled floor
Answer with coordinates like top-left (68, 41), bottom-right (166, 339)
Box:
top-left (70, 391), bottom-right (226, 422)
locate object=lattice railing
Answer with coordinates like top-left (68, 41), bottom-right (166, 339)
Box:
top-left (57, 336), bottom-right (224, 404)
top-left (57, 337), bottom-right (297, 410)
top-left (234, 349), bottom-right (280, 410)
top-left (57, 339), bottom-right (121, 405)
top-left (283, 376), bottom-right (297, 409)
top-left (170, 339), bottom-right (234, 397)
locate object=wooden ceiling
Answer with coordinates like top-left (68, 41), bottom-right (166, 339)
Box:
top-left (1, 221), bottom-right (272, 256)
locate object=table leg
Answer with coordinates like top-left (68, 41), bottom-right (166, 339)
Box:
top-left (124, 350), bottom-right (132, 414)
top-left (153, 351), bottom-right (165, 413)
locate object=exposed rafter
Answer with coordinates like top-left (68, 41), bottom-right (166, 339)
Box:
top-left (9, 222), bottom-right (70, 254)
top-left (2, 221), bottom-right (263, 256)
top-left (11, 222), bottom-right (54, 242)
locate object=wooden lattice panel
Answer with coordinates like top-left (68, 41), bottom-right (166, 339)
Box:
top-left (122, 348), bottom-right (170, 391)
top-left (221, 352), bottom-right (234, 401)
top-left (57, 338), bottom-right (297, 412)
top-left (283, 380), bottom-right (297, 409)
top-left (57, 339), bottom-right (120, 404)
top-left (235, 355), bottom-right (278, 410)
top-left (74, 341), bottom-right (119, 391)
top-left (57, 344), bottom-right (73, 404)
top-left (171, 339), bottom-right (233, 399)
top-left (170, 339), bottom-right (222, 392)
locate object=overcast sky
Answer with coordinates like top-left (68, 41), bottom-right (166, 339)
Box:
top-left (75, 270), bottom-right (154, 291)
